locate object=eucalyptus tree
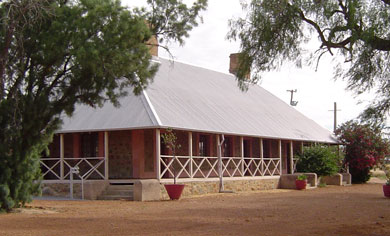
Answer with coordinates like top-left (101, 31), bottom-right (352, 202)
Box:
top-left (0, 0), bottom-right (207, 212)
top-left (228, 0), bottom-right (390, 122)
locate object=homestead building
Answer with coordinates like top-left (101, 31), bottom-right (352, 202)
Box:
top-left (40, 52), bottom-right (338, 200)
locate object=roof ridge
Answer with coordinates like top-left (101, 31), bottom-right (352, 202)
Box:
top-left (158, 56), bottom-right (235, 77)
top-left (141, 89), bottom-right (162, 126)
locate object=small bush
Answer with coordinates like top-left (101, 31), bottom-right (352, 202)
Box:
top-left (296, 146), bottom-right (341, 177)
top-left (296, 174), bottom-right (307, 180)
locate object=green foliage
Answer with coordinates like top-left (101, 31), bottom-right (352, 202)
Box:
top-left (141, 0), bottom-right (208, 46)
top-left (228, 0), bottom-right (390, 122)
top-left (161, 128), bottom-right (181, 184)
top-left (296, 146), bottom-right (341, 177)
top-left (0, 0), bottom-right (207, 212)
top-left (335, 120), bottom-right (389, 183)
top-left (318, 183), bottom-right (327, 188)
top-left (297, 174), bottom-right (307, 181)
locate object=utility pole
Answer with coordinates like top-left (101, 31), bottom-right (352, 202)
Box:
top-left (286, 89), bottom-right (298, 106)
top-left (328, 102), bottom-right (341, 132)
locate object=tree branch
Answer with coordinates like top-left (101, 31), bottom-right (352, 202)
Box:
top-left (381, 0), bottom-right (390, 5)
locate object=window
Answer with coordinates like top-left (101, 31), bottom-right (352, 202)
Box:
top-left (81, 133), bottom-right (98, 157)
top-left (223, 137), bottom-right (233, 157)
top-left (199, 135), bottom-right (210, 156)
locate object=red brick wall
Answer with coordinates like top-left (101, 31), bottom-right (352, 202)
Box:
top-left (175, 130), bottom-right (189, 156)
top-left (109, 130), bottom-right (132, 179)
top-left (252, 138), bottom-right (260, 158)
top-left (47, 135), bottom-right (60, 158)
top-left (234, 136), bottom-right (241, 157)
top-left (64, 133), bottom-right (73, 158)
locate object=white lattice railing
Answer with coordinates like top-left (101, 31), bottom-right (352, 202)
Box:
top-left (262, 158), bottom-right (281, 176)
top-left (293, 158), bottom-right (299, 173)
top-left (40, 157), bottom-right (106, 180)
top-left (159, 155), bottom-right (281, 180)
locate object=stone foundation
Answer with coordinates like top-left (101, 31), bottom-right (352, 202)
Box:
top-left (160, 177), bottom-right (280, 200)
top-left (41, 180), bottom-right (109, 200)
top-left (41, 182), bottom-right (83, 199)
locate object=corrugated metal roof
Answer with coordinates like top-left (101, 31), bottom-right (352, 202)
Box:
top-left (59, 90), bottom-right (158, 132)
top-left (59, 57), bottom-right (337, 143)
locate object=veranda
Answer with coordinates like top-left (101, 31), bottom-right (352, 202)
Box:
top-left (40, 129), bottom-right (314, 183)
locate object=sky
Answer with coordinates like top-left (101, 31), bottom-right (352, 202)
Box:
top-left (124, 0), bottom-right (374, 132)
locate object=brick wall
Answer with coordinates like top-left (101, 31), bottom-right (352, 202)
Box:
top-left (64, 133), bottom-right (74, 158)
top-left (109, 130), bottom-right (132, 179)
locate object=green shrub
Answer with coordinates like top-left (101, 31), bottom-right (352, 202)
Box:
top-left (296, 146), bottom-right (341, 177)
top-left (296, 174), bottom-right (307, 180)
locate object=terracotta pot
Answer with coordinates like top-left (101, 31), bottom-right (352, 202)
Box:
top-left (383, 185), bottom-right (390, 198)
top-left (164, 184), bottom-right (185, 200)
top-left (295, 180), bottom-right (307, 190)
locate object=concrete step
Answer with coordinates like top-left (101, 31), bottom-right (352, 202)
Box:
top-left (98, 184), bottom-right (134, 201)
top-left (104, 189), bottom-right (133, 196)
top-left (98, 195), bottom-right (133, 201)
top-left (106, 185), bottom-right (134, 190)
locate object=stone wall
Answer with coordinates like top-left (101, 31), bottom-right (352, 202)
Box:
top-left (160, 178), bottom-right (280, 200)
top-left (41, 182), bottom-right (83, 199)
top-left (41, 180), bottom-right (109, 200)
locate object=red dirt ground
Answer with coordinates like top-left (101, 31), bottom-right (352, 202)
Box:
top-left (0, 182), bottom-right (389, 236)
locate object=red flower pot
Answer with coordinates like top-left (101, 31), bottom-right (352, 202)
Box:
top-left (295, 180), bottom-right (307, 190)
top-left (164, 184), bottom-right (185, 200)
top-left (383, 185), bottom-right (390, 198)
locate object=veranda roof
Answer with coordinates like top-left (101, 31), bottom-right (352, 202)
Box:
top-left (59, 57), bottom-right (337, 144)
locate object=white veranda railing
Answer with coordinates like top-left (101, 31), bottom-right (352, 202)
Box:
top-left (159, 155), bottom-right (281, 180)
top-left (40, 157), bottom-right (106, 180)
top-left (292, 158), bottom-right (299, 173)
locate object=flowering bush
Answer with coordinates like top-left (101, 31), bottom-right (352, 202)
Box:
top-left (335, 121), bottom-right (389, 183)
top-left (382, 164), bottom-right (390, 185)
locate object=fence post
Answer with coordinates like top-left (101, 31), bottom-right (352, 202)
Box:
top-left (279, 140), bottom-right (282, 175)
top-left (240, 136), bottom-right (244, 176)
top-left (104, 131), bottom-right (109, 180)
top-left (60, 134), bottom-right (64, 180)
top-left (260, 138), bottom-right (264, 176)
top-left (189, 131), bottom-right (193, 178)
top-left (156, 129), bottom-right (161, 180)
top-left (290, 141), bottom-right (294, 174)
top-left (69, 167), bottom-right (79, 199)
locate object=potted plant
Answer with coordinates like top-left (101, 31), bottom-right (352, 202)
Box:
top-left (161, 128), bottom-right (185, 200)
top-left (295, 174), bottom-right (307, 190)
top-left (382, 163), bottom-right (390, 198)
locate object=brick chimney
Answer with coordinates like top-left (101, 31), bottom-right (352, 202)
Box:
top-left (229, 53), bottom-right (250, 79)
top-left (145, 21), bottom-right (158, 57)
top-left (147, 34), bottom-right (158, 57)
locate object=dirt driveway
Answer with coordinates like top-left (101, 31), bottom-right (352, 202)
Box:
top-left (0, 183), bottom-right (389, 236)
